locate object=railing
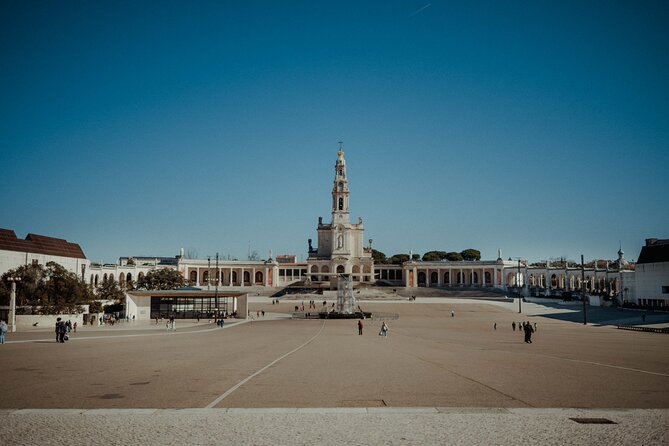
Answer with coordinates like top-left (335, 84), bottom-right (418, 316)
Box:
top-left (616, 325), bottom-right (669, 334)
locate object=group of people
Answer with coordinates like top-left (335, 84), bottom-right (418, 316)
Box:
top-left (510, 321), bottom-right (536, 343)
top-left (357, 319), bottom-right (389, 337)
top-left (54, 317), bottom-right (68, 343)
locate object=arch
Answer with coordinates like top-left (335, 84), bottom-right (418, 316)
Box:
top-left (119, 273), bottom-right (125, 283)
top-left (430, 271), bottom-right (438, 286)
top-left (352, 265), bottom-right (360, 280)
top-left (232, 271), bottom-right (238, 284)
top-left (338, 197), bottom-right (344, 210)
top-left (243, 271), bottom-right (251, 284)
top-left (460, 272), bottom-right (467, 285)
top-left (189, 271), bottom-right (197, 284)
top-left (255, 271), bottom-right (263, 283)
top-left (443, 271), bottom-right (450, 284)
top-left (126, 272), bottom-right (132, 283)
top-left (138, 272), bottom-right (144, 285)
top-left (417, 271), bottom-right (426, 286)
top-left (507, 272), bottom-right (515, 286)
top-left (484, 271), bottom-right (492, 286)
top-left (103, 273), bottom-right (108, 283)
top-left (202, 271), bottom-right (209, 284)
top-left (472, 272), bottom-right (479, 284)
top-left (90, 274), bottom-right (94, 285)
top-left (336, 265), bottom-right (345, 274)
top-left (94, 274), bottom-right (99, 287)
top-left (529, 273), bottom-right (536, 287)
top-left (321, 265), bottom-right (329, 282)
top-left (550, 274), bottom-right (557, 288)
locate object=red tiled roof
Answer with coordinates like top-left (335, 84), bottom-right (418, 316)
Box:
top-left (0, 228), bottom-right (86, 259)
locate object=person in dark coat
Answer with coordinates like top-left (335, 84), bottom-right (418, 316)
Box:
top-left (523, 320), bottom-right (534, 343)
top-left (55, 317), bottom-right (66, 343)
top-left (358, 319), bottom-right (363, 335)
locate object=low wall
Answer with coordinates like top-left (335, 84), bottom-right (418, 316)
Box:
top-left (17, 314), bottom-right (85, 329)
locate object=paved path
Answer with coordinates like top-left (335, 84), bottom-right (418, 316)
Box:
top-left (1, 408), bottom-right (666, 445)
top-left (2, 299), bottom-right (668, 444)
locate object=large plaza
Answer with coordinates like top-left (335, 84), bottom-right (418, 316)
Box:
top-left (1, 295), bottom-right (667, 444)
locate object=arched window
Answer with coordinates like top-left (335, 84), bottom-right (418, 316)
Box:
top-left (119, 273), bottom-right (125, 283)
top-left (126, 272), bottom-right (132, 283)
top-left (190, 271), bottom-right (197, 283)
top-left (551, 274), bottom-right (557, 287)
top-left (232, 271), bottom-right (238, 284)
top-left (203, 271), bottom-right (209, 284)
top-left (243, 271), bottom-right (250, 284)
top-left (338, 197), bottom-right (344, 210)
top-left (473, 272), bottom-right (479, 284)
top-left (94, 274), bottom-right (99, 287)
top-left (103, 273), bottom-right (108, 283)
top-left (484, 271), bottom-right (492, 285)
top-left (255, 271), bottom-right (263, 283)
top-left (336, 265), bottom-right (345, 274)
top-left (430, 272), bottom-right (438, 286)
top-left (417, 272), bottom-right (426, 286)
top-left (444, 272), bottom-right (450, 284)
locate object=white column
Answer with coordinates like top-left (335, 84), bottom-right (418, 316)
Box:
top-left (264, 268), bottom-right (268, 286)
top-left (197, 267), bottom-right (200, 286)
top-left (405, 267), bottom-right (410, 287)
top-left (426, 269), bottom-right (430, 287)
top-left (438, 268), bottom-right (443, 286)
top-left (240, 268), bottom-right (244, 287)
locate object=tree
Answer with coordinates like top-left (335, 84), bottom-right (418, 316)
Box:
top-left (387, 254), bottom-right (410, 264)
top-left (88, 301), bottom-right (103, 313)
top-left (445, 252), bottom-right (464, 261)
top-left (1, 262), bottom-right (92, 314)
top-left (137, 268), bottom-right (185, 290)
top-left (460, 249), bottom-right (481, 261)
top-left (422, 251), bottom-right (448, 261)
top-left (96, 278), bottom-right (125, 302)
top-left (371, 249), bottom-right (387, 263)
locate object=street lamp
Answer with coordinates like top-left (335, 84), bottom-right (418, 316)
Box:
top-left (581, 254), bottom-right (587, 325)
top-left (516, 259), bottom-right (523, 313)
top-left (7, 276), bottom-right (21, 333)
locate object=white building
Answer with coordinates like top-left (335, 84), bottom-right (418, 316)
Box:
top-left (0, 228), bottom-right (89, 278)
top-left (307, 146), bottom-right (374, 287)
top-left (634, 238), bottom-right (669, 308)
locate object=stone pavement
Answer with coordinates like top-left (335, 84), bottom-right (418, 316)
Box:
top-left (1, 407), bottom-right (666, 445)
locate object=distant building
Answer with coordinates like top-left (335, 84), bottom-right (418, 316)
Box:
top-left (634, 238), bottom-right (669, 308)
top-left (307, 146), bottom-right (374, 287)
top-left (0, 228), bottom-right (89, 278)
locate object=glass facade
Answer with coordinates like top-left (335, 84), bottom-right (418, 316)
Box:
top-left (150, 296), bottom-right (231, 319)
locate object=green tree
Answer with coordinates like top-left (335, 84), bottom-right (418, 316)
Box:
top-left (422, 251), bottom-right (449, 261)
top-left (460, 249), bottom-right (481, 261)
top-left (43, 262), bottom-right (92, 313)
top-left (371, 249), bottom-right (387, 263)
top-left (88, 301), bottom-right (104, 313)
top-left (137, 268), bottom-right (185, 290)
top-left (445, 252), bottom-right (464, 261)
top-left (387, 254), bottom-right (410, 264)
top-left (96, 278), bottom-right (125, 302)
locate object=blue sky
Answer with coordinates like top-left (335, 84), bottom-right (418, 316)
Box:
top-left (1, 1), bottom-right (667, 264)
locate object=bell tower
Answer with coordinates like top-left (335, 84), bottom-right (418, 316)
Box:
top-left (332, 142), bottom-right (350, 225)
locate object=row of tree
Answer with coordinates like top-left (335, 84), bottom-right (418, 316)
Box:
top-left (0, 263), bottom-right (186, 314)
top-left (372, 249), bottom-right (482, 264)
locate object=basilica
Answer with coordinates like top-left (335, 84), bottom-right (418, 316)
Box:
top-left (1, 146), bottom-right (665, 321)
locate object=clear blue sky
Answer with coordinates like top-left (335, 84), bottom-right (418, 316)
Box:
top-left (1, 1), bottom-right (667, 264)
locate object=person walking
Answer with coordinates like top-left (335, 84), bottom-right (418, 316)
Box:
top-left (0, 319), bottom-right (8, 344)
top-left (379, 321), bottom-right (389, 337)
top-left (493, 322), bottom-right (497, 330)
top-left (451, 310), bottom-right (455, 317)
top-left (55, 317), bottom-right (66, 343)
top-left (358, 319), bottom-right (363, 335)
top-left (512, 322), bottom-right (516, 331)
top-left (73, 321), bottom-right (77, 333)
top-left (523, 320), bottom-right (534, 343)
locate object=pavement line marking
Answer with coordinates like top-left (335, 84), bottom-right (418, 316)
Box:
top-left (5, 320), bottom-right (251, 344)
top-left (539, 355), bottom-right (669, 378)
top-left (205, 320), bottom-right (327, 409)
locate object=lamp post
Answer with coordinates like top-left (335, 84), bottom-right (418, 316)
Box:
top-left (215, 252), bottom-right (219, 319)
top-left (7, 276), bottom-right (21, 333)
top-left (207, 256), bottom-right (211, 291)
top-left (516, 259), bottom-right (522, 313)
top-left (581, 254), bottom-right (587, 325)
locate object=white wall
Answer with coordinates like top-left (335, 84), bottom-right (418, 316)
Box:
top-left (635, 262), bottom-right (669, 302)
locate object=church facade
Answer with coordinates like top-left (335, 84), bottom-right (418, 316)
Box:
top-left (306, 146), bottom-right (374, 287)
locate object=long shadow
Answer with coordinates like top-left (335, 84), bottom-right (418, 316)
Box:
top-left (528, 301), bottom-right (669, 327)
